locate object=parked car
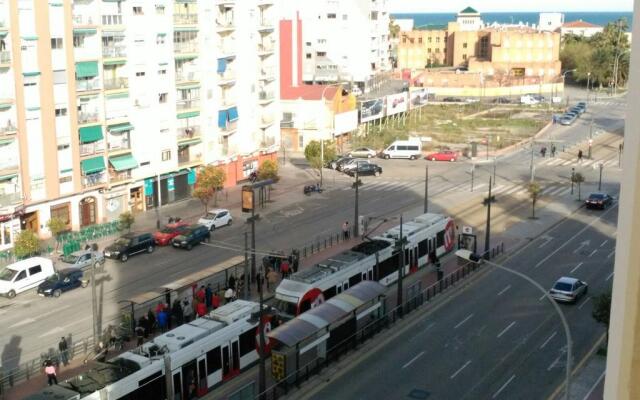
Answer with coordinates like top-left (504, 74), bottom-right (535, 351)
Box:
top-left (346, 163), bottom-right (382, 177)
top-left (198, 209), bottom-right (233, 231)
top-left (59, 249), bottom-right (105, 270)
top-left (571, 105), bottom-right (586, 115)
top-left (334, 157), bottom-right (355, 171)
top-left (425, 150), bottom-right (458, 162)
top-left (154, 221), bottom-right (190, 246)
top-left (520, 94), bottom-right (540, 105)
top-left (341, 159), bottom-right (371, 173)
top-left (348, 147), bottom-right (378, 158)
top-left (37, 269), bottom-right (87, 298)
top-left (585, 193), bottom-right (613, 209)
top-left (381, 140), bottom-right (422, 160)
top-left (172, 225), bottom-right (211, 250)
top-left (0, 257), bottom-right (56, 298)
top-left (442, 97), bottom-right (463, 103)
top-left (549, 277), bottom-right (588, 303)
top-left (576, 101), bottom-right (587, 112)
top-left (104, 232), bottom-right (155, 262)
top-left (491, 97), bottom-right (512, 104)
top-left (560, 113), bottom-right (577, 126)
top-left (465, 98), bottom-right (480, 103)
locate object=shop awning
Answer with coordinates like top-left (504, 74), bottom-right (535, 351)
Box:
top-left (21, 36), bottom-right (38, 41)
top-left (177, 83), bottom-right (200, 90)
top-left (228, 106), bottom-right (239, 122)
top-left (79, 125), bottom-right (103, 143)
top-left (177, 111), bottom-right (199, 119)
top-left (81, 156), bottom-right (106, 174)
top-left (105, 92), bottom-right (129, 99)
top-left (217, 58), bottom-right (227, 73)
top-left (108, 123), bottom-right (134, 133)
top-left (109, 154), bottom-right (138, 171)
top-left (218, 110), bottom-right (228, 128)
top-left (175, 54), bottom-right (197, 61)
top-left (73, 28), bottom-right (97, 35)
top-left (0, 103), bottom-right (12, 111)
top-left (175, 27), bottom-right (198, 32)
top-left (75, 61), bottom-right (99, 78)
top-left (0, 32), bottom-right (8, 39)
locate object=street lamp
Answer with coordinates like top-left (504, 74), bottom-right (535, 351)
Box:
top-left (613, 48), bottom-right (630, 96)
top-left (561, 69), bottom-right (576, 104)
top-left (586, 72), bottom-right (591, 100)
top-left (598, 162), bottom-right (604, 191)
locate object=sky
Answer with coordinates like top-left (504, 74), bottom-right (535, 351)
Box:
top-left (390, 0), bottom-right (634, 13)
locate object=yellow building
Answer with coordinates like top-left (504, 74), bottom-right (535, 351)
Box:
top-left (397, 26), bottom-right (448, 69)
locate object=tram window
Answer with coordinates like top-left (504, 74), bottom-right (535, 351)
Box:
top-left (377, 252), bottom-right (399, 279)
top-left (349, 273), bottom-right (362, 287)
top-left (343, 282), bottom-right (349, 292)
top-left (206, 347), bottom-right (221, 374)
top-left (368, 270), bottom-right (373, 280)
top-left (418, 238), bottom-right (428, 257)
top-left (173, 374), bottom-right (181, 398)
top-left (239, 329), bottom-right (255, 356)
top-left (300, 299), bottom-right (311, 313)
top-left (337, 285), bottom-right (342, 294)
top-left (436, 230), bottom-right (445, 248)
top-left (404, 249), bottom-right (409, 265)
top-left (362, 273), bottom-right (366, 281)
top-left (325, 286), bottom-right (336, 299)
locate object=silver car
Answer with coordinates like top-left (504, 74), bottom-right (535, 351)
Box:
top-left (59, 250), bottom-right (105, 270)
top-left (549, 277), bottom-right (588, 303)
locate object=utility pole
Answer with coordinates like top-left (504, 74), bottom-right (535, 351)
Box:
top-left (484, 177), bottom-right (492, 260)
top-left (257, 253), bottom-right (266, 400)
top-left (493, 158), bottom-right (497, 187)
top-left (598, 163), bottom-right (604, 191)
top-left (424, 165), bottom-right (428, 213)
top-left (571, 167), bottom-right (575, 195)
top-left (486, 136), bottom-right (489, 160)
top-left (396, 214), bottom-right (404, 317)
top-left (530, 141), bottom-right (535, 181)
top-left (470, 166), bottom-right (475, 192)
top-left (320, 139), bottom-right (324, 187)
top-left (90, 252), bottom-right (98, 348)
top-left (244, 231), bottom-right (249, 298)
top-left (251, 190), bottom-right (257, 283)
top-left (354, 168), bottom-right (359, 238)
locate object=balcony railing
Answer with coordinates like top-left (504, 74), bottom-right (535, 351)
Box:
top-left (0, 192), bottom-right (22, 207)
top-left (76, 79), bottom-right (101, 91)
top-left (107, 137), bottom-right (130, 151)
top-left (220, 120), bottom-right (237, 133)
top-left (0, 51), bottom-right (10, 64)
top-left (73, 14), bottom-right (96, 25)
top-left (101, 14), bottom-right (123, 26)
top-left (82, 172), bottom-right (106, 188)
top-left (258, 19), bottom-right (274, 30)
top-left (176, 98), bottom-right (200, 110)
top-left (221, 97), bottom-right (236, 107)
top-left (177, 126), bottom-right (201, 140)
top-left (259, 91), bottom-right (274, 101)
top-left (216, 19), bottom-right (235, 30)
top-left (178, 153), bottom-right (202, 165)
top-left (102, 45), bottom-right (126, 58)
top-left (174, 13), bottom-right (198, 25)
top-left (109, 170), bottom-right (132, 183)
top-left (174, 42), bottom-right (198, 54)
top-left (176, 71), bottom-right (199, 82)
top-left (104, 77), bottom-right (128, 90)
top-left (257, 43), bottom-right (274, 53)
top-left (218, 71), bottom-right (236, 82)
top-left (79, 141), bottom-right (105, 157)
top-left (78, 112), bottom-right (99, 125)
top-left (0, 121), bottom-right (17, 135)
top-left (260, 66), bottom-right (275, 80)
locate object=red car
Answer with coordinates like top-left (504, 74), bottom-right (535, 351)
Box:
top-left (425, 150), bottom-right (458, 162)
top-left (153, 222), bottom-right (189, 246)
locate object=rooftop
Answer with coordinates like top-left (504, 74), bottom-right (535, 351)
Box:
top-left (562, 20), bottom-right (602, 29)
top-left (459, 6), bottom-right (479, 15)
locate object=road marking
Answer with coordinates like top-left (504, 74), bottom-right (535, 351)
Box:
top-left (38, 326), bottom-right (64, 338)
top-left (606, 272), bottom-right (614, 281)
top-left (539, 293), bottom-right (547, 301)
top-left (607, 250), bottom-right (615, 259)
top-left (492, 374), bottom-right (516, 398)
top-left (571, 262), bottom-right (584, 273)
top-left (600, 240), bottom-right (608, 247)
top-left (578, 296), bottom-right (591, 310)
top-left (402, 351), bottom-right (425, 369)
top-left (9, 318), bottom-right (36, 329)
top-left (418, 323), bottom-right (436, 335)
top-left (497, 285), bottom-right (511, 296)
top-left (541, 186), bottom-right (557, 195)
top-left (582, 370), bottom-right (606, 400)
top-left (547, 355), bottom-right (561, 371)
top-left (497, 321), bottom-right (516, 338)
top-left (450, 360), bottom-right (472, 379)
top-left (454, 313), bottom-right (474, 329)
top-left (588, 249), bottom-right (598, 258)
top-left (540, 331), bottom-right (557, 349)
top-left (572, 240), bottom-right (590, 255)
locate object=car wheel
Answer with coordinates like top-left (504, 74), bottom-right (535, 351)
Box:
top-left (227, 219), bottom-right (232, 226)
top-left (187, 243), bottom-right (193, 251)
top-left (409, 155), bottom-right (416, 160)
top-left (120, 254), bottom-right (128, 262)
top-left (147, 245), bottom-right (154, 253)
top-left (7, 290), bottom-right (15, 299)
top-left (431, 157), bottom-right (437, 161)
top-left (384, 154), bottom-right (390, 160)
top-left (53, 289), bottom-right (62, 298)
top-left (210, 225), bottom-right (215, 232)
top-left (81, 280), bottom-right (89, 288)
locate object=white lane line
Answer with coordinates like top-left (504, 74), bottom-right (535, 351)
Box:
top-left (578, 296), bottom-right (592, 310)
top-left (38, 326), bottom-right (64, 338)
top-left (582, 370), bottom-right (607, 400)
top-left (402, 351), bottom-right (425, 369)
top-left (492, 374), bottom-right (516, 398)
top-left (547, 355), bottom-right (561, 371)
top-left (539, 293), bottom-right (547, 301)
top-left (450, 360), bottom-right (472, 379)
top-left (541, 186), bottom-right (557, 195)
top-left (607, 250), bottom-right (615, 259)
top-left (549, 186), bottom-right (568, 196)
top-left (588, 249), bottom-right (598, 258)
top-left (497, 285), bottom-right (511, 296)
top-left (606, 272), bottom-right (614, 281)
top-left (600, 240), bottom-right (608, 247)
top-left (497, 321), bottom-right (516, 338)
top-left (571, 262), bottom-right (584, 273)
top-left (8, 318), bottom-right (37, 329)
top-left (540, 331), bottom-right (557, 349)
top-left (454, 313), bottom-right (474, 329)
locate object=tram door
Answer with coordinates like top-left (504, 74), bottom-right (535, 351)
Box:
top-left (222, 340), bottom-right (241, 380)
top-left (181, 360), bottom-right (197, 399)
top-left (173, 372), bottom-right (182, 400)
top-left (231, 340), bottom-right (240, 375)
top-left (197, 356), bottom-right (208, 396)
top-left (222, 345), bottom-right (231, 379)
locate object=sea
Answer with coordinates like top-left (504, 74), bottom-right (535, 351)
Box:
top-left (391, 12), bottom-right (634, 30)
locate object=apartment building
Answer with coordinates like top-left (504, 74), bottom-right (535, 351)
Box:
top-left (0, 0), bottom-right (279, 248)
top-left (293, 0), bottom-right (391, 92)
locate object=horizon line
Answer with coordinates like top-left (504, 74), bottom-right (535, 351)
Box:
top-left (390, 10), bottom-right (634, 14)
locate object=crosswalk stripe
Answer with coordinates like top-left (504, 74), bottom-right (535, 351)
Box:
top-left (503, 185), bottom-right (522, 195)
top-left (549, 186), bottom-right (569, 196)
top-left (491, 184), bottom-right (511, 194)
top-left (541, 186), bottom-right (557, 195)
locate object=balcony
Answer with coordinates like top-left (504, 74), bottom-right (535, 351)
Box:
top-left (82, 172), bottom-right (106, 188)
top-left (109, 170), bottom-right (132, 184)
top-left (178, 152), bottom-right (202, 166)
top-left (176, 98), bottom-right (200, 110)
top-left (78, 112), bottom-right (100, 125)
top-left (257, 43), bottom-right (274, 55)
top-left (0, 192), bottom-right (22, 207)
top-left (258, 19), bottom-right (274, 32)
top-left (259, 66), bottom-right (275, 81)
top-left (76, 79), bottom-right (101, 92)
top-left (79, 141), bottom-right (105, 157)
top-left (219, 120), bottom-right (237, 133)
top-left (101, 14), bottom-right (123, 26)
top-left (257, 0), bottom-right (274, 6)
top-left (215, 0), bottom-right (235, 5)
top-left (176, 71), bottom-right (199, 82)
top-left (0, 51), bottom-right (10, 65)
top-left (216, 18), bottom-right (235, 32)
top-left (107, 136), bottom-right (130, 152)
top-left (174, 42), bottom-right (198, 54)
top-left (220, 97), bottom-right (236, 108)
top-left (258, 91), bottom-right (275, 103)
top-left (177, 126), bottom-right (201, 141)
top-left (174, 13), bottom-right (198, 25)
top-left (72, 14), bottom-right (96, 25)
top-left (217, 70), bottom-right (236, 85)
top-left (102, 45), bottom-right (126, 58)
top-left (217, 46), bottom-right (235, 58)
top-left (260, 116), bottom-right (274, 128)
top-left (0, 120), bottom-right (17, 136)
top-left (104, 77), bottom-right (128, 90)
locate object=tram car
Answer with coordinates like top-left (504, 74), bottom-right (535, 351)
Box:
top-left (26, 300), bottom-right (277, 400)
top-left (275, 213), bottom-right (455, 318)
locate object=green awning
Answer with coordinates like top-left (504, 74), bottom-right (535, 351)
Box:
top-left (23, 71), bottom-right (40, 77)
top-left (0, 32), bottom-right (8, 38)
top-left (75, 61), bottom-right (99, 78)
top-left (0, 173), bottom-right (17, 181)
top-left (177, 111), bottom-right (200, 119)
top-left (79, 125), bottom-right (103, 143)
top-left (0, 103), bottom-right (12, 111)
top-left (178, 138), bottom-right (201, 146)
top-left (0, 138), bottom-right (15, 146)
top-left (73, 28), bottom-right (97, 35)
top-left (175, 54), bottom-right (197, 61)
top-left (157, 33), bottom-right (167, 37)
top-left (177, 83), bottom-right (201, 90)
top-left (21, 36), bottom-right (38, 41)
top-left (103, 59), bottom-right (126, 66)
top-left (80, 156), bottom-right (106, 174)
top-left (108, 123), bottom-right (134, 133)
top-left (105, 92), bottom-right (129, 99)
top-left (174, 27), bottom-right (198, 32)
top-left (109, 154), bottom-right (138, 171)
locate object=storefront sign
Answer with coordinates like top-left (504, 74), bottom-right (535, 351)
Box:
top-left (144, 179), bottom-right (154, 196)
top-left (167, 176), bottom-right (175, 192)
top-left (187, 169), bottom-right (196, 185)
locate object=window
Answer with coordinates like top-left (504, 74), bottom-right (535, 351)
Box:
top-left (409, 38), bottom-right (414, 44)
top-left (73, 35), bottom-right (84, 48)
top-left (206, 347), bottom-right (221, 374)
top-left (140, 161), bottom-right (150, 167)
top-left (402, 38), bottom-right (406, 44)
top-left (136, 71), bottom-right (145, 77)
top-left (463, 42), bottom-right (467, 49)
top-left (342, 14), bottom-right (348, 20)
top-left (305, 41), bottom-right (311, 46)
top-left (427, 48), bottom-right (431, 53)
top-left (59, 176), bottom-right (72, 183)
top-left (428, 37), bottom-right (432, 43)
top-left (158, 69), bottom-right (166, 75)
top-left (156, 35), bottom-right (165, 45)
top-left (156, 5), bottom-right (165, 15)
top-left (327, 13), bottom-right (336, 19)
top-left (162, 150), bottom-right (171, 161)
top-left (53, 70), bottom-right (66, 84)
top-left (239, 329), bottom-right (255, 356)
top-left (316, 51), bottom-right (326, 57)
top-left (436, 37), bottom-right (440, 43)
top-left (15, 270), bottom-right (26, 281)
top-left (159, 93), bottom-right (167, 103)
top-left (306, 53), bottom-right (312, 59)
top-left (418, 37), bottom-right (422, 44)
top-left (462, 54), bottom-right (467, 60)
top-left (50, 38), bottom-right (63, 49)
top-left (55, 107), bottom-right (67, 117)
top-left (133, 6), bottom-right (143, 15)
top-left (28, 265), bottom-right (42, 275)
top-left (435, 48), bottom-right (440, 53)
top-left (436, 230), bottom-right (445, 248)
top-left (57, 144), bottom-right (69, 150)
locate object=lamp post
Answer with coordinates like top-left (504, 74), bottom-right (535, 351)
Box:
top-left (598, 162), bottom-right (604, 191)
top-left (424, 165), bottom-right (429, 213)
top-left (570, 167), bottom-right (575, 195)
top-left (586, 72), bottom-right (591, 101)
top-left (353, 168), bottom-right (360, 238)
top-left (396, 214), bottom-right (404, 317)
top-left (561, 69), bottom-right (576, 102)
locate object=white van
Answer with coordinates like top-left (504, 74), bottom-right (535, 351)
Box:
top-left (0, 257), bottom-right (55, 298)
top-left (381, 140), bottom-right (423, 160)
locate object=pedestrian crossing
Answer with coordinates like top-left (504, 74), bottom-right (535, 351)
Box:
top-left (536, 156), bottom-right (620, 168)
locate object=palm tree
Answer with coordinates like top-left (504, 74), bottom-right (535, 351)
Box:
top-left (527, 181), bottom-right (542, 219)
top-left (572, 172), bottom-right (585, 201)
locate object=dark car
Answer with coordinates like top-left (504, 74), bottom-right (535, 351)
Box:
top-left (37, 269), bottom-right (87, 297)
top-left (585, 193), bottom-right (613, 209)
top-left (104, 232), bottom-right (155, 262)
top-left (172, 224), bottom-right (211, 250)
top-left (153, 221), bottom-right (190, 246)
top-left (334, 156), bottom-right (355, 171)
top-left (491, 97), bottom-right (512, 104)
top-left (442, 97), bottom-right (462, 103)
top-left (346, 163), bottom-right (382, 177)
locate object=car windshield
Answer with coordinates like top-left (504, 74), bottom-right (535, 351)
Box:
top-left (553, 282), bottom-right (574, 292)
top-left (115, 238), bottom-right (131, 246)
top-left (45, 273), bottom-right (61, 282)
top-left (174, 235), bottom-right (187, 241)
top-left (203, 213), bottom-right (217, 219)
top-left (0, 268), bottom-right (17, 281)
top-left (589, 194), bottom-right (604, 200)
top-left (61, 254), bottom-right (79, 264)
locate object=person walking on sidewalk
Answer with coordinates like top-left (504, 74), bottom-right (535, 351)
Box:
top-left (58, 337), bottom-right (69, 366)
top-left (280, 259), bottom-right (290, 279)
top-left (342, 221), bottom-right (350, 240)
top-left (211, 291), bottom-right (221, 310)
top-left (550, 144), bottom-right (556, 158)
top-left (195, 298), bottom-right (207, 318)
top-left (224, 287), bottom-right (234, 304)
top-left (44, 360), bottom-right (58, 386)
top-left (135, 325), bottom-right (145, 346)
top-left (578, 149), bottom-right (583, 163)
top-left (172, 299), bottom-right (184, 326)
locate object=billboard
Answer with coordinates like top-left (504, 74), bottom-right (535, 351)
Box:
top-left (385, 92), bottom-right (408, 116)
top-left (410, 88), bottom-right (430, 108)
top-left (334, 110), bottom-right (358, 135)
top-left (360, 98), bottom-right (384, 123)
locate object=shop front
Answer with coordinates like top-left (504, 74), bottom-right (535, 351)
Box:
top-left (104, 189), bottom-right (128, 221)
top-left (144, 169), bottom-right (196, 209)
top-left (0, 209), bottom-right (23, 252)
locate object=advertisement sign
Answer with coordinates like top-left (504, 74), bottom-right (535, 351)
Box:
top-left (242, 186), bottom-right (254, 213)
top-left (360, 98), bottom-right (384, 123)
top-left (385, 92), bottom-right (408, 116)
top-left (334, 110), bottom-right (358, 135)
top-left (144, 179), bottom-right (154, 196)
top-left (167, 176), bottom-right (175, 192)
top-left (410, 88), bottom-right (430, 108)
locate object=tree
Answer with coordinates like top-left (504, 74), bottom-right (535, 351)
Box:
top-left (527, 181), bottom-right (541, 219)
top-left (572, 172), bottom-right (585, 201)
top-left (389, 18), bottom-right (401, 39)
top-left (304, 140), bottom-right (337, 177)
top-left (592, 290), bottom-right (612, 343)
top-left (119, 211), bottom-right (135, 232)
top-left (46, 217), bottom-right (67, 251)
top-left (257, 159), bottom-right (279, 182)
top-left (14, 230), bottom-right (40, 259)
top-left (193, 166), bottom-right (227, 212)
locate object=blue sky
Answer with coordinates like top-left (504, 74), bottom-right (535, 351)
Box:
top-left (390, 0), bottom-right (634, 13)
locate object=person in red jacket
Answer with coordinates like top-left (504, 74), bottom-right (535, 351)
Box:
top-left (211, 292), bottom-right (221, 310)
top-left (196, 286), bottom-right (206, 303)
top-left (195, 299), bottom-right (207, 317)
